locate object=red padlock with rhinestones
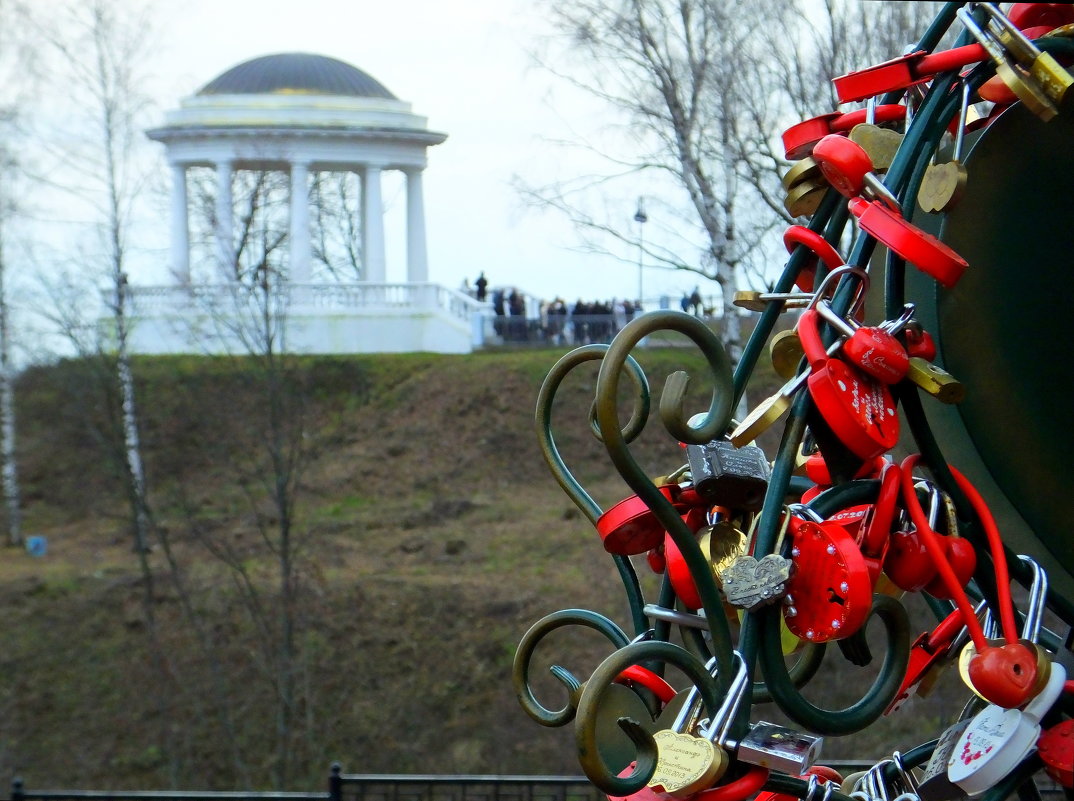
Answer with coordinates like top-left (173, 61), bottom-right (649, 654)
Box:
top-left (1038, 718), bottom-right (1074, 787)
top-left (797, 308), bottom-right (900, 460)
top-left (783, 514), bottom-right (873, 642)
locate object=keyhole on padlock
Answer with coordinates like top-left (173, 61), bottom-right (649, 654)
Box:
top-left (827, 587), bottom-right (846, 605)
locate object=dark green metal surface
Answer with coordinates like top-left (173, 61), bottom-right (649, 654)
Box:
top-left (908, 103), bottom-right (1074, 601)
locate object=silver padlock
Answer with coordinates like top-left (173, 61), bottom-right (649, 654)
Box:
top-left (737, 722), bottom-right (822, 775)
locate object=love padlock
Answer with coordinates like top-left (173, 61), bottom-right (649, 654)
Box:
top-left (886, 604), bottom-right (974, 715)
top-left (1038, 718), bottom-right (1074, 788)
top-left (783, 515), bottom-right (873, 642)
top-left (920, 535), bottom-right (976, 600)
top-left (848, 197), bottom-right (969, 288)
top-left (798, 308), bottom-right (900, 460)
top-left (665, 516), bottom-right (747, 610)
top-left (904, 323), bottom-right (937, 361)
top-left (597, 486), bottom-right (682, 555)
top-left (966, 641), bottom-right (1041, 709)
top-left (814, 300), bottom-right (911, 385)
top-left (948, 664), bottom-right (1067, 795)
top-left (783, 225), bottom-right (845, 294)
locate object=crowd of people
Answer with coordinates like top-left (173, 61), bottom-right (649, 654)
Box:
top-left (458, 272), bottom-right (710, 345)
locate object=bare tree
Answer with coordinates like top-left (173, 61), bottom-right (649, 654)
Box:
top-left (524, 0), bottom-right (942, 359)
top-left (17, 0), bottom-right (194, 781)
top-left (0, 0), bottom-right (30, 547)
top-left (182, 163), bottom-right (322, 788)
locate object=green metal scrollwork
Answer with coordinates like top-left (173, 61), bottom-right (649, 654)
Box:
top-left (592, 311), bottom-right (737, 687)
top-left (535, 344), bottom-right (652, 634)
top-left (512, 608), bottom-right (629, 727)
top-left (574, 640), bottom-right (722, 796)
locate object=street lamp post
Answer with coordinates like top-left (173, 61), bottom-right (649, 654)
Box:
top-left (634, 197), bottom-right (647, 305)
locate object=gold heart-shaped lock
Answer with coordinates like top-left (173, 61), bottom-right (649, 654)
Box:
top-left (647, 730), bottom-right (728, 798)
top-left (918, 161), bottom-right (968, 214)
top-left (848, 124), bottom-right (904, 173)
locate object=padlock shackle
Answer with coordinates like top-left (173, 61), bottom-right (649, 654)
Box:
top-left (1016, 555), bottom-right (1047, 642)
top-left (807, 265), bottom-right (870, 312)
top-left (796, 310), bottom-right (830, 370)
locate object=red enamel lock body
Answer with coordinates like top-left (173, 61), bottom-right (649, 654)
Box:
top-left (798, 309), bottom-right (900, 460)
top-left (782, 112), bottom-right (842, 160)
top-left (921, 536), bottom-right (977, 599)
top-left (848, 197), bottom-right (969, 288)
top-left (597, 485), bottom-right (681, 555)
top-left (1009, 4), bottom-right (1074, 31)
top-left (905, 325), bottom-right (937, 361)
top-left (842, 327), bottom-right (910, 384)
top-left (834, 45), bottom-right (991, 103)
top-left (812, 135), bottom-right (874, 197)
top-left (883, 527), bottom-right (936, 592)
top-left (1038, 718), bottom-right (1074, 787)
top-left (783, 515), bottom-right (873, 642)
top-left (815, 301), bottom-right (910, 385)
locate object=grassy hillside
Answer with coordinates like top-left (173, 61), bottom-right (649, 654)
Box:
top-left (0, 348), bottom-right (967, 791)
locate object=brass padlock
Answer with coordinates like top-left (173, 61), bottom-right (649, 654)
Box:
top-left (919, 82), bottom-right (971, 215)
top-left (784, 180), bottom-right (827, 218)
top-left (782, 157), bottom-right (822, 191)
top-left (849, 123), bottom-right (903, 173)
top-left (770, 329), bottom-right (805, 381)
top-left (904, 357), bottom-right (965, 404)
top-left (982, 3), bottom-right (1074, 107)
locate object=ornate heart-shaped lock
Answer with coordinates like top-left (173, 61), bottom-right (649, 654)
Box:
top-left (647, 730), bottom-right (728, 797)
top-left (722, 553), bottom-right (793, 611)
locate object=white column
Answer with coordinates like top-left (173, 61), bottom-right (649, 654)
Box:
top-left (215, 160), bottom-right (233, 276)
top-left (170, 163), bottom-right (189, 284)
top-left (405, 168), bottom-right (428, 283)
top-left (362, 164), bottom-right (386, 283)
top-left (290, 161), bottom-right (311, 282)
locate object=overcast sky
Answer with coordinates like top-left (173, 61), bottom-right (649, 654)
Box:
top-left (141, 0), bottom-right (712, 306)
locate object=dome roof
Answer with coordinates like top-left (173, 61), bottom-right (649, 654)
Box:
top-left (198, 53), bottom-right (396, 99)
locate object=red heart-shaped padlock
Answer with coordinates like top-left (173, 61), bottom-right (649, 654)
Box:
top-left (967, 642), bottom-right (1040, 709)
top-left (922, 536), bottom-right (976, 599)
top-left (798, 309), bottom-right (900, 460)
top-left (842, 326), bottom-right (910, 384)
top-left (883, 528), bottom-right (935, 592)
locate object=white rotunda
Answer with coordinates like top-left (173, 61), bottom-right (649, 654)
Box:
top-left (130, 53), bottom-right (488, 354)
